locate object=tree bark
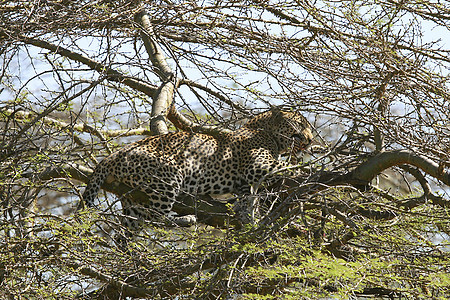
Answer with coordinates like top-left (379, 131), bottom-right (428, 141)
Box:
top-left (135, 8), bottom-right (175, 135)
top-left (351, 150), bottom-right (450, 186)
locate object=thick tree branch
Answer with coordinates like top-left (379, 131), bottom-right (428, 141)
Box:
top-left (351, 150), bottom-right (450, 186)
top-left (135, 9), bottom-right (174, 80)
top-left (135, 7), bottom-right (231, 135)
top-left (134, 7), bottom-right (177, 135)
top-left (277, 150), bottom-right (450, 217)
top-left (150, 81), bottom-right (174, 135)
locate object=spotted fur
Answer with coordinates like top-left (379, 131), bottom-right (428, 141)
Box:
top-left (80, 108), bottom-right (313, 229)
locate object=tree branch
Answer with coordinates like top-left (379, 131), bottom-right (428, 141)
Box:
top-left (135, 9), bottom-right (174, 80)
top-left (167, 105), bottom-right (232, 136)
top-left (134, 7), bottom-right (231, 135)
top-left (180, 79), bottom-right (247, 114)
top-left (20, 37), bottom-right (158, 98)
top-left (374, 72), bottom-right (396, 152)
top-left (150, 81), bottom-right (174, 135)
top-left (0, 80), bottom-right (103, 158)
top-left (68, 262), bottom-right (155, 299)
top-left (135, 7), bottom-right (176, 135)
top-left (351, 150), bottom-right (450, 186)
top-left (0, 109), bottom-right (152, 138)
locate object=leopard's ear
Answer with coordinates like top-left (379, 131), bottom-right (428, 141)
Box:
top-left (269, 105), bottom-right (282, 116)
top-left (267, 106), bottom-right (285, 125)
top-left (269, 104), bottom-right (294, 114)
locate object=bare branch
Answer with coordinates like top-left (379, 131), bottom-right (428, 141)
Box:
top-left (352, 150), bottom-right (450, 186)
top-left (0, 109), bottom-right (152, 140)
top-left (180, 79), bottom-right (247, 114)
top-left (135, 9), bottom-right (174, 80)
top-left (20, 37), bottom-right (158, 98)
top-left (134, 7), bottom-right (176, 135)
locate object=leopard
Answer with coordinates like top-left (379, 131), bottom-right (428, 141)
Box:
top-left (79, 107), bottom-right (314, 231)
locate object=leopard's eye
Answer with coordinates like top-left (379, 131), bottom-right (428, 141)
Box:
top-left (292, 133), bottom-right (313, 146)
top-left (291, 133), bottom-right (304, 141)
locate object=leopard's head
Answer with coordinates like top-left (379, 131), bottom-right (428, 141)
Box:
top-left (245, 107), bottom-right (314, 155)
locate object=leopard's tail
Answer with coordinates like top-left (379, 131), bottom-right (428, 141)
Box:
top-left (78, 161), bottom-right (110, 210)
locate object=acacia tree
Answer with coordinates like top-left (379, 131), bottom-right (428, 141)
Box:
top-left (1, 0), bottom-right (449, 299)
